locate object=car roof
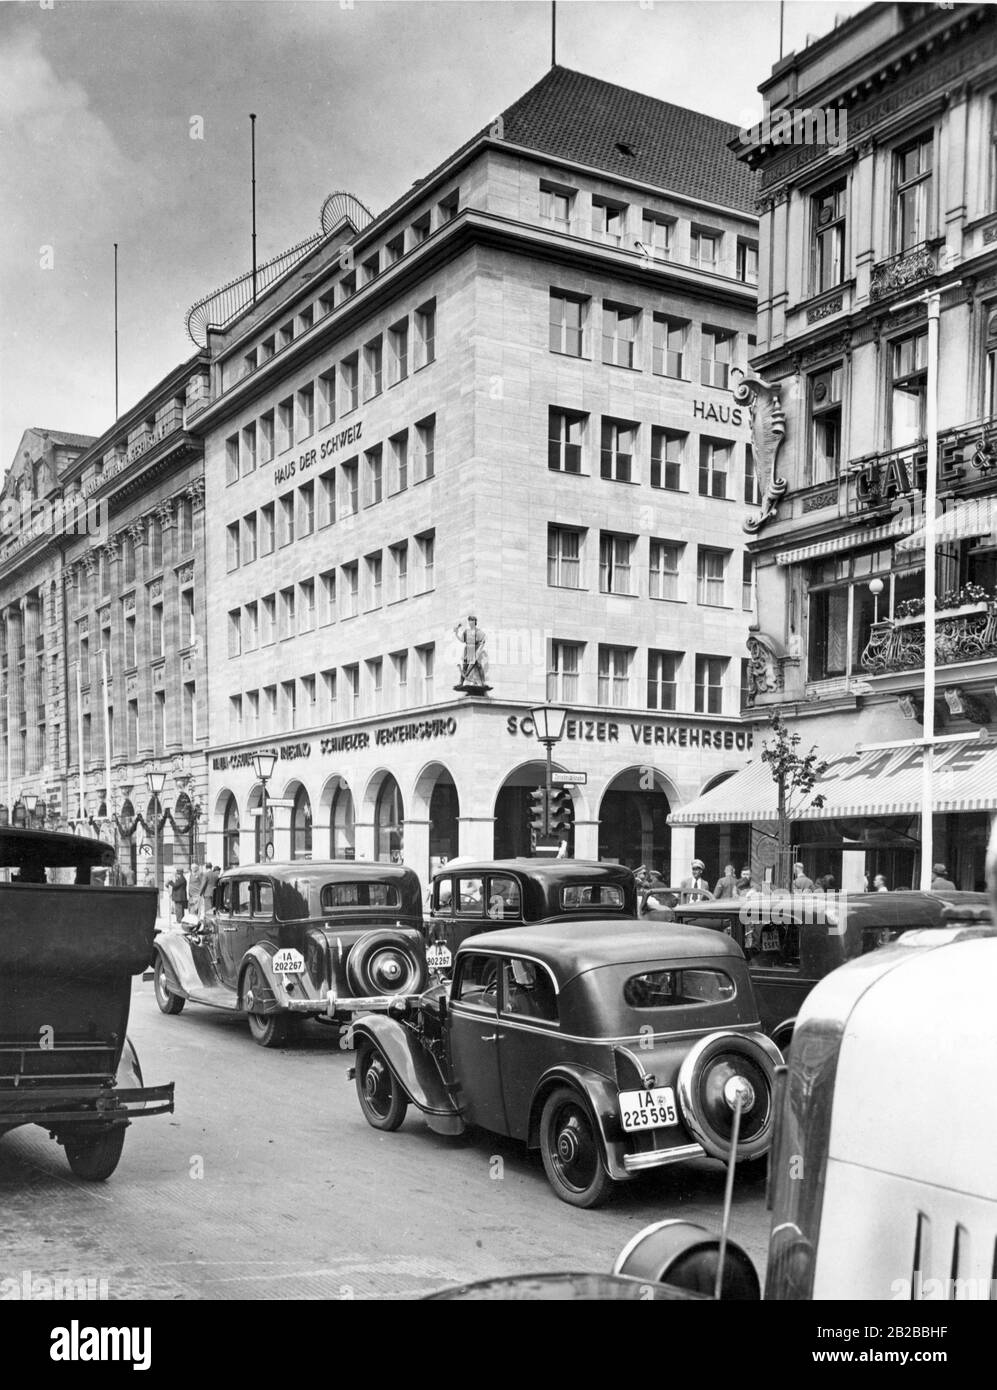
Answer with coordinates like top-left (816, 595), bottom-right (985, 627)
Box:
top-left (220, 860), bottom-right (417, 880)
top-left (0, 826), bottom-right (115, 870)
top-left (433, 858), bottom-right (633, 880)
top-left (458, 918), bottom-right (743, 979)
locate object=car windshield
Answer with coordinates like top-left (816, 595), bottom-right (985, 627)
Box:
top-left (320, 882), bottom-right (401, 910)
top-left (560, 884), bottom-right (625, 910)
top-left (624, 968), bottom-right (735, 1008)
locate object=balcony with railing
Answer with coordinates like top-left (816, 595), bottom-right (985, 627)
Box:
top-left (869, 238), bottom-right (945, 303)
top-left (861, 589), bottom-right (997, 677)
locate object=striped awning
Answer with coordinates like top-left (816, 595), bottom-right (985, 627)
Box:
top-left (895, 495), bottom-right (997, 553)
top-left (668, 737), bottom-right (997, 826)
top-left (774, 516), bottom-right (915, 567)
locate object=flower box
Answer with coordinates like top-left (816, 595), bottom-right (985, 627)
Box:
top-left (893, 602), bottom-right (990, 627)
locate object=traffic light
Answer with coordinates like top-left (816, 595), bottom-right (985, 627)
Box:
top-left (529, 787), bottom-right (549, 836)
top-left (549, 788), bottom-right (574, 836)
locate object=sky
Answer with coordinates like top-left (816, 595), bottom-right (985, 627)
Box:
top-left (0, 0), bottom-right (869, 472)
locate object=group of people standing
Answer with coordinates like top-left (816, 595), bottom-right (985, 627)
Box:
top-left (167, 862), bottom-right (220, 923)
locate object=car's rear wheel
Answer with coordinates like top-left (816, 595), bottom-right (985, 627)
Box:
top-left (63, 1126), bottom-right (127, 1182)
top-left (355, 1041), bottom-right (408, 1131)
top-left (539, 1087), bottom-right (614, 1208)
top-left (676, 1032), bottom-right (782, 1162)
top-left (154, 958), bottom-right (185, 1015)
top-left (346, 931), bottom-right (425, 998)
top-left (243, 960), bottom-right (295, 1048)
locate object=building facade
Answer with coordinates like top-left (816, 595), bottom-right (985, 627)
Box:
top-left (192, 67), bottom-right (763, 883)
top-left (703, 2), bottom-right (997, 889)
top-left (0, 356), bottom-right (211, 891)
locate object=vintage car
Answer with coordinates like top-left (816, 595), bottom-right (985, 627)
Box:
top-left (670, 888), bottom-right (987, 1051)
top-left (0, 827), bottom-right (174, 1181)
top-left (153, 860), bottom-right (428, 1047)
top-left (425, 858), bottom-right (638, 970)
top-left (350, 919), bottom-right (782, 1207)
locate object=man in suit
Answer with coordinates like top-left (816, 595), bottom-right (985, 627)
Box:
top-left (713, 863), bottom-right (738, 899)
top-left (680, 859), bottom-right (714, 901)
top-left (930, 863), bottom-right (957, 891)
top-left (792, 862), bottom-right (816, 892)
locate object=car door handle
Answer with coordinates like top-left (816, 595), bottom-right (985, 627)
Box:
top-left (218, 925), bottom-right (236, 932)
top-left (480, 1033), bottom-right (504, 1042)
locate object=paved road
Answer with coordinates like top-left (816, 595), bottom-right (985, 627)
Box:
top-left (1, 981), bottom-right (770, 1299)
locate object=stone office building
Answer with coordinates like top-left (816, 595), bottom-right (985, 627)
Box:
top-left (676, 3), bottom-right (997, 890)
top-left (192, 66), bottom-right (762, 882)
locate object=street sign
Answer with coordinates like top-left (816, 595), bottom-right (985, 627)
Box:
top-left (551, 771), bottom-right (587, 785)
top-left (534, 835), bottom-right (563, 856)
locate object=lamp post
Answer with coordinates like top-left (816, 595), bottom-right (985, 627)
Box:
top-left (252, 751), bottom-right (277, 862)
top-left (146, 770), bottom-right (166, 920)
top-left (869, 577), bottom-right (884, 624)
top-left (530, 704), bottom-right (567, 846)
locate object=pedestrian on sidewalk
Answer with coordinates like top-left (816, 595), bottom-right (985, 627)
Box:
top-left (169, 868), bottom-right (188, 923)
top-left (201, 863), bottom-right (220, 915)
top-left (930, 863), bottom-right (957, 891)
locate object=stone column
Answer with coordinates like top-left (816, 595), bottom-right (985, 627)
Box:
top-left (572, 817), bottom-right (599, 861)
top-left (270, 797), bottom-right (293, 861)
top-left (669, 824), bottom-right (698, 885)
top-left (403, 816), bottom-right (430, 882)
top-left (353, 818), bottom-right (376, 862)
top-left (457, 815), bottom-right (495, 860)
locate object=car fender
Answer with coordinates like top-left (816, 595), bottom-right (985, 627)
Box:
top-left (352, 1015), bottom-right (464, 1134)
top-left (238, 943), bottom-right (292, 1012)
top-left (153, 932), bottom-right (199, 999)
top-left (527, 1065), bottom-right (630, 1180)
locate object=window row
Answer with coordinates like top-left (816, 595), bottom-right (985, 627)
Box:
top-left (69, 501), bottom-right (196, 614)
top-left (75, 585), bottom-right (198, 684)
top-left (549, 290), bottom-right (753, 383)
top-left (228, 643), bottom-right (438, 736)
top-left (225, 418), bottom-right (436, 570)
top-left (74, 681), bottom-right (199, 762)
top-left (548, 526), bottom-right (753, 608)
top-left (226, 532), bottom-right (435, 654)
top-left (546, 640), bottom-right (744, 715)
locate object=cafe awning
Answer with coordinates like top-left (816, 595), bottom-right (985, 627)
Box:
top-left (774, 516), bottom-right (914, 567)
top-left (668, 736), bottom-right (997, 826)
top-left (894, 495), bottom-right (997, 553)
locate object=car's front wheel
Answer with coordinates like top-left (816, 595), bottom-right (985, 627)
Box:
top-left (154, 958), bottom-right (185, 1015)
top-left (355, 1041), bottom-right (408, 1131)
top-left (539, 1087), bottom-right (614, 1208)
top-left (63, 1126), bottom-right (127, 1182)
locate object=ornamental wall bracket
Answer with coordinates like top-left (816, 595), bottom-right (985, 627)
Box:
top-left (744, 631), bottom-right (787, 706)
top-left (732, 368), bottom-right (789, 533)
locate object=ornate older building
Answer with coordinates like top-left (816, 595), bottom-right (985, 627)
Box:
top-left (674, 3), bottom-right (997, 890)
top-left (0, 355), bottom-right (210, 892)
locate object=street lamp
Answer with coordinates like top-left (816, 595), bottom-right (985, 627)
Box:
top-left (252, 750), bottom-right (277, 862)
top-left (869, 577), bottom-right (884, 624)
top-left (530, 704), bottom-right (567, 843)
top-left (146, 770), bottom-right (167, 916)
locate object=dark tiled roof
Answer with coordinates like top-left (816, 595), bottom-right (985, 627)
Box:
top-left (30, 429), bottom-right (96, 449)
top-left (498, 66), bottom-right (759, 214)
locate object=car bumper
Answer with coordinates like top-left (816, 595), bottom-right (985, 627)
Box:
top-left (284, 990), bottom-right (421, 1017)
top-left (621, 1142), bottom-right (706, 1174)
top-left (0, 1082), bottom-right (175, 1128)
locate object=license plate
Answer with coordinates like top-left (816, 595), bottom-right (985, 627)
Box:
top-left (426, 944), bottom-right (452, 969)
top-left (619, 1087), bottom-right (678, 1133)
top-left (760, 929), bottom-right (780, 953)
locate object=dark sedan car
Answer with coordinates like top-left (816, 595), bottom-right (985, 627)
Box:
top-left (153, 861), bottom-right (428, 1047)
top-left (671, 889), bottom-right (988, 1050)
top-left (425, 859), bottom-right (638, 970)
top-left (350, 919), bottom-right (782, 1207)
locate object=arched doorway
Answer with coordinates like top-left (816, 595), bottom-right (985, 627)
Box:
top-left (597, 769), bottom-right (673, 872)
top-left (493, 761), bottom-right (575, 859)
top-left (375, 775), bottom-right (403, 862)
top-left (221, 793), bottom-right (240, 869)
top-left (429, 772), bottom-right (458, 869)
top-left (291, 785), bottom-right (313, 860)
top-left (330, 783), bottom-right (355, 860)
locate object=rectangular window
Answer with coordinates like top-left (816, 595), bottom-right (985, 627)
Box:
top-left (320, 469), bottom-right (336, 526)
top-left (417, 644), bottom-right (435, 704)
top-left (391, 541), bottom-right (408, 601)
top-left (641, 212), bottom-right (672, 258)
top-left (260, 503), bottom-right (275, 555)
top-left (279, 493), bottom-right (295, 547)
top-left (540, 181), bottom-right (574, 229)
top-left (364, 446), bottom-right (383, 506)
top-left (261, 336), bottom-right (275, 362)
top-left (809, 363), bottom-right (844, 484)
top-left (279, 586), bottom-right (296, 639)
top-left (299, 480), bottom-right (315, 536)
top-left (411, 212), bottom-right (431, 246)
top-left (547, 641), bottom-right (581, 702)
top-left (891, 330), bottom-right (928, 447)
top-left (438, 189), bottom-right (459, 223)
top-left (701, 327), bottom-right (733, 389)
top-left (391, 650), bottom-right (408, 706)
top-left (282, 679), bottom-right (297, 729)
top-left (124, 612), bottom-right (136, 668)
top-left (184, 681), bottom-right (197, 743)
top-left (649, 540), bottom-right (682, 601)
top-left (153, 692), bottom-right (166, 754)
top-left (150, 519), bottom-right (163, 571)
top-left (695, 655), bottom-right (727, 714)
top-left (318, 369), bottom-right (336, 428)
top-left (385, 232), bottom-right (405, 265)
top-left (389, 432), bottom-right (408, 494)
top-left (339, 271), bottom-right (356, 301)
top-left (259, 411), bottom-right (275, 464)
top-left (277, 396), bottom-right (294, 453)
top-left (320, 569), bottom-right (337, 624)
top-left (548, 408), bottom-right (585, 473)
top-left (367, 657), bottom-right (384, 713)
top-left (697, 547), bottom-right (728, 606)
top-left (342, 562), bottom-right (359, 618)
top-left (178, 498), bottom-right (194, 552)
top-left (122, 535), bottom-right (135, 584)
top-left (699, 438), bottom-right (730, 499)
top-left (652, 314), bottom-right (687, 378)
top-left (279, 320), bottom-right (294, 350)
top-left (549, 291), bottom-right (585, 356)
top-left (651, 427), bottom-right (684, 491)
top-left (415, 301), bottom-right (436, 368)
top-left (736, 240), bottom-right (759, 284)
top-left (127, 700), bottom-right (139, 758)
top-left (894, 133), bottom-right (933, 252)
top-left (647, 650), bottom-right (680, 711)
top-left (342, 458), bottom-right (359, 515)
top-left (241, 422), bottom-right (257, 476)
top-left (361, 252), bottom-right (379, 285)
top-left (813, 181), bottom-right (847, 292)
top-left (264, 685), bottom-right (277, 730)
top-left (600, 418), bottom-right (636, 483)
top-left (227, 607), bottom-right (241, 658)
top-left (602, 303), bottom-right (638, 369)
top-left (344, 663), bottom-right (360, 717)
top-left (592, 197), bottom-right (626, 243)
top-left (245, 600), bottom-right (259, 650)
top-left (299, 305), bottom-right (314, 333)
top-left (341, 354), bottom-right (359, 413)
top-left (366, 552), bottom-right (383, 610)
top-left (363, 336), bottom-right (383, 400)
top-left (299, 578), bottom-right (315, 632)
top-left (262, 595), bottom-right (276, 645)
top-left (418, 531), bottom-right (435, 591)
top-left (246, 689), bottom-right (259, 735)
top-left (226, 433), bottom-right (239, 485)
top-left (297, 383), bottom-right (314, 440)
top-left (742, 555), bottom-right (754, 611)
top-left (321, 669), bottom-right (337, 721)
top-left (242, 512), bottom-right (257, 563)
top-left (744, 444), bottom-right (760, 504)
top-left (226, 522), bottom-right (240, 571)
top-left (415, 417), bottom-right (435, 481)
top-left (547, 525), bottom-right (582, 589)
top-left (301, 674), bottom-right (316, 723)
top-left (388, 319), bottom-right (409, 385)
top-left (182, 588), bottom-right (196, 646)
top-left (597, 644), bottom-right (632, 707)
top-left (599, 532), bottom-right (633, 595)
top-left (691, 228), bottom-right (720, 269)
